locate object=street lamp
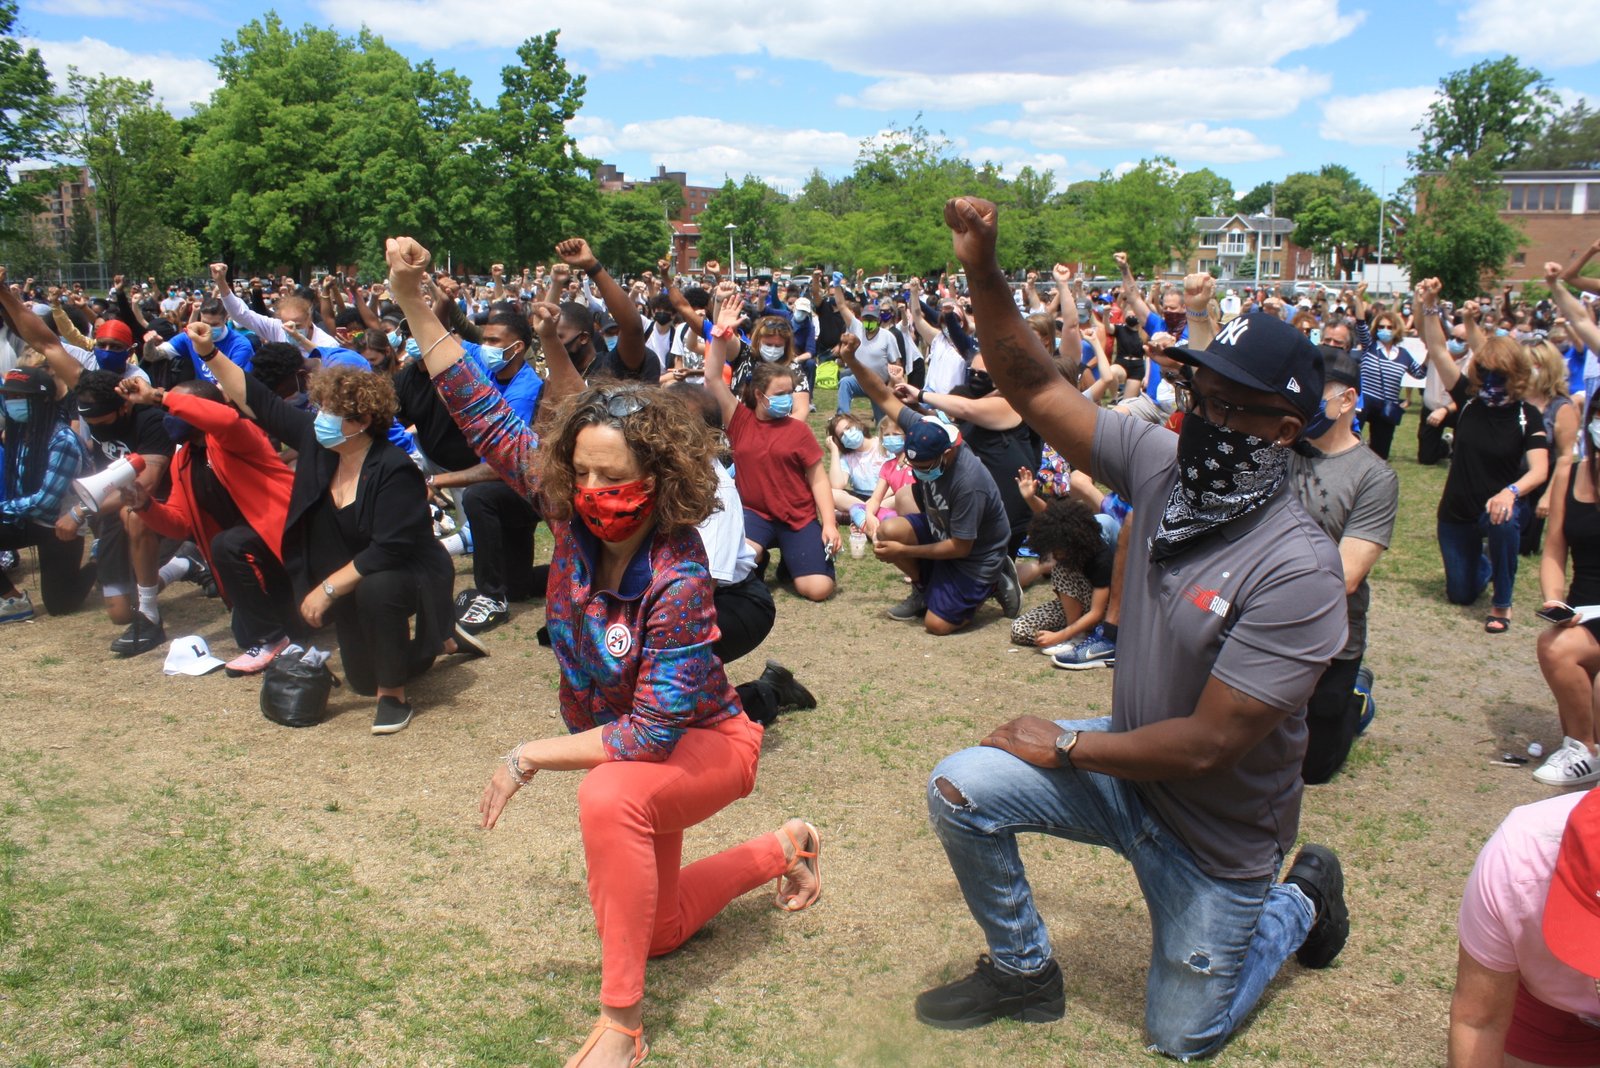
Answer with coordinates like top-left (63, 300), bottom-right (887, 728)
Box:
top-left (724, 223), bottom-right (737, 282)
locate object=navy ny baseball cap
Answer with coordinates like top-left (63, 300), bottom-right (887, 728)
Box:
top-left (1169, 311), bottom-right (1325, 421)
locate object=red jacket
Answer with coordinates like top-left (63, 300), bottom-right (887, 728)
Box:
top-left (140, 392), bottom-right (294, 599)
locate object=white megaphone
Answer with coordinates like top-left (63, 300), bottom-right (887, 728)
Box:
top-left (72, 453), bottom-right (146, 511)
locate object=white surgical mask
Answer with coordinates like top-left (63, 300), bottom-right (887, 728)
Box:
top-left (759, 343), bottom-right (786, 362)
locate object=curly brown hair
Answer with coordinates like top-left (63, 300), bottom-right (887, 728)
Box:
top-left (538, 385), bottom-right (721, 537)
top-left (1467, 336), bottom-right (1534, 401)
top-left (306, 366), bottom-right (397, 440)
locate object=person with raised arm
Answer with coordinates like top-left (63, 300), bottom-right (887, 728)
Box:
top-left (382, 236), bottom-right (822, 1068)
top-left (208, 262), bottom-right (337, 350)
top-left (914, 196), bottom-right (1350, 1058)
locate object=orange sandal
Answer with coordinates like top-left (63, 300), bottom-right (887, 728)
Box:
top-left (571, 1016), bottom-right (648, 1067)
top-left (775, 821), bottom-right (823, 911)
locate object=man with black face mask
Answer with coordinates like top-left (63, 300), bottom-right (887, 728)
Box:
top-left (917, 196), bottom-right (1350, 1059)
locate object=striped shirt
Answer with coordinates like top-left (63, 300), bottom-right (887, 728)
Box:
top-left (1357, 320), bottom-right (1424, 405)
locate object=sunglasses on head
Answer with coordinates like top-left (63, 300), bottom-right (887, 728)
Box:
top-left (587, 387), bottom-right (651, 420)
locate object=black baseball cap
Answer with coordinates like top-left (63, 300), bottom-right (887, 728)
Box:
top-left (1320, 347), bottom-right (1361, 389)
top-left (1169, 312), bottom-right (1324, 421)
top-left (1, 366), bottom-right (52, 397)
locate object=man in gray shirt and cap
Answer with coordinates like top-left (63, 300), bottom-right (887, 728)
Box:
top-left (915, 196), bottom-right (1351, 1061)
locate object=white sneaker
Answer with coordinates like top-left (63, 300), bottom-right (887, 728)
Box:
top-left (1039, 638), bottom-right (1080, 657)
top-left (1532, 737), bottom-right (1600, 787)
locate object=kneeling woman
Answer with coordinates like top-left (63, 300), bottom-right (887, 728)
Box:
top-left (196, 323), bottom-right (478, 734)
top-left (385, 237), bottom-right (821, 1068)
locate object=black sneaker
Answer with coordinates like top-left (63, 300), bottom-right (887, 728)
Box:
top-left (371, 696), bottom-right (414, 735)
top-left (1286, 844), bottom-right (1349, 968)
top-left (176, 542), bottom-right (217, 597)
top-left (110, 612), bottom-right (166, 657)
top-left (995, 557), bottom-right (1023, 618)
top-left (888, 586), bottom-right (928, 622)
top-left (914, 954), bottom-right (1065, 1030)
top-left (760, 660), bottom-right (816, 712)
top-left (454, 586), bottom-right (479, 613)
top-left (457, 593), bottom-right (508, 635)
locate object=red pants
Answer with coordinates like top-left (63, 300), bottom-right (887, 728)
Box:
top-left (577, 715), bottom-right (787, 1007)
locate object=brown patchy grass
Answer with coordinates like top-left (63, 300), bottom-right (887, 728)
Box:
top-left (0, 406), bottom-right (1578, 1066)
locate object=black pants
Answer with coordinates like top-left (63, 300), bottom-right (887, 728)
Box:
top-left (329, 569), bottom-right (438, 696)
top-left (461, 480), bottom-right (541, 602)
top-left (714, 572), bottom-right (780, 724)
top-left (1416, 406), bottom-right (1452, 466)
top-left (1302, 655), bottom-right (1364, 785)
top-left (1361, 407), bottom-right (1397, 461)
top-left (209, 524), bottom-right (298, 650)
top-left (0, 522), bottom-right (91, 615)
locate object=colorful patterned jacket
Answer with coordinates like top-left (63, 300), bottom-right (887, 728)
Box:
top-left (433, 358), bottom-right (743, 761)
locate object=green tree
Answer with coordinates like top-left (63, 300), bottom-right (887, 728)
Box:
top-left (0, 1), bottom-right (63, 242)
top-left (1082, 158), bottom-right (1192, 277)
top-left (1411, 57), bottom-right (1559, 171)
top-left (1175, 168), bottom-right (1235, 217)
top-left (699, 175), bottom-right (785, 276)
top-left (472, 31), bottom-right (598, 269)
top-left (1517, 101), bottom-right (1600, 170)
top-left (1400, 136), bottom-right (1525, 301)
top-left (1234, 180), bottom-right (1274, 215)
top-left (593, 187), bottom-right (671, 275)
top-left (63, 72), bottom-right (190, 278)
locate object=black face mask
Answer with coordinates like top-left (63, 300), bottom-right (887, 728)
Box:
top-left (1149, 414), bottom-right (1289, 560)
top-left (966, 369), bottom-right (995, 396)
top-left (653, 312), bottom-right (673, 325)
top-left (88, 410), bottom-right (132, 443)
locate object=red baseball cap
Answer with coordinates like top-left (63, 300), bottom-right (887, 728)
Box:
top-left (1542, 788), bottom-right (1600, 977)
top-left (94, 319), bottom-right (133, 346)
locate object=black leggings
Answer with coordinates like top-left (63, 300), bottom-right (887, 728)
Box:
top-left (1302, 655), bottom-right (1364, 785)
top-left (461, 480), bottom-right (542, 601)
top-left (1361, 406), bottom-right (1398, 461)
top-left (0, 523), bottom-right (91, 616)
top-left (329, 569), bottom-right (438, 695)
top-left (713, 572), bottom-right (776, 666)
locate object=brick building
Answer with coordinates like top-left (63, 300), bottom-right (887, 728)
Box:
top-left (17, 165), bottom-right (92, 252)
top-left (1492, 170), bottom-right (1600, 281)
top-left (595, 162), bottom-right (717, 272)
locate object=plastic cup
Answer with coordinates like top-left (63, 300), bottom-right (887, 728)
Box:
top-left (849, 529), bottom-right (868, 559)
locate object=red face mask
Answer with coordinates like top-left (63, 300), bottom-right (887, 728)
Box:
top-left (572, 478), bottom-right (655, 542)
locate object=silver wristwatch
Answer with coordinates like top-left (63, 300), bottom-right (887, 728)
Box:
top-left (322, 581), bottom-right (338, 599)
top-left (1055, 729), bottom-right (1081, 768)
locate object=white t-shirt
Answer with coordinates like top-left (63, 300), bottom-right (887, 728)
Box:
top-left (698, 459), bottom-right (758, 585)
top-left (641, 317), bottom-right (674, 365)
top-left (845, 323), bottom-right (901, 380)
top-left (923, 333), bottom-right (968, 395)
top-left (1458, 790), bottom-right (1600, 1024)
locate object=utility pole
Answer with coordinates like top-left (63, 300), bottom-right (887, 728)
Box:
top-left (1376, 164), bottom-right (1387, 296)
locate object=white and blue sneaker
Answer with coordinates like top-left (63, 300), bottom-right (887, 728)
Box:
top-left (1053, 628), bottom-right (1115, 671)
top-left (1039, 637), bottom-right (1081, 658)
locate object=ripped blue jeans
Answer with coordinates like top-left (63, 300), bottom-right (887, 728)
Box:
top-left (926, 717), bottom-right (1315, 1061)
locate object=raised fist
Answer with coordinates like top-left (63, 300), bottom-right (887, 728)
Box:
top-left (942, 196), bottom-right (999, 268)
top-left (185, 321), bottom-right (214, 353)
top-left (555, 239), bottom-right (598, 273)
top-left (385, 236), bottom-right (431, 287)
top-left (1113, 252), bottom-right (1128, 268)
top-left (1183, 272), bottom-right (1214, 314)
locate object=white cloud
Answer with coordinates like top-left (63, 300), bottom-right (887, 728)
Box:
top-left (1318, 86), bottom-right (1438, 146)
top-left (573, 117), bottom-right (863, 190)
top-left (23, 36), bottom-right (219, 112)
top-left (313, 0), bottom-right (1361, 73)
top-left (1448, 0), bottom-right (1600, 68)
top-left (23, 0), bottom-right (205, 16)
top-left (980, 118), bottom-right (1282, 164)
top-left (732, 66), bottom-right (761, 82)
top-left (845, 66), bottom-right (1329, 121)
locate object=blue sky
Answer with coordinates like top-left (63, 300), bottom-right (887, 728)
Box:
top-left (15, 0), bottom-right (1600, 204)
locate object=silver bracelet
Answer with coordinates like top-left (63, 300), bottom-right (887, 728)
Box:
top-left (504, 744), bottom-right (534, 786)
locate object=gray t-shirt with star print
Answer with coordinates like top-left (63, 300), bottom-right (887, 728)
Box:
top-left (1290, 441), bottom-right (1399, 660)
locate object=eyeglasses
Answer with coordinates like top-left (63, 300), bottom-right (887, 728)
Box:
top-left (1178, 383), bottom-right (1297, 428)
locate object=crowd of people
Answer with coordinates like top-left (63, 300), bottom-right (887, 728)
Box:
top-left (3, 202), bottom-right (1599, 1066)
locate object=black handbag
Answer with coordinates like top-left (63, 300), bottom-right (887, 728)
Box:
top-left (260, 652), bottom-right (341, 728)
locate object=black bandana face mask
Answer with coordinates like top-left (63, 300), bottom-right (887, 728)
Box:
top-left (1150, 413), bottom-right (1289, 561)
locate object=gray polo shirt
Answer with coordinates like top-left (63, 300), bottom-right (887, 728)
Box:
top-left (1093, 412), bottom-right (1347, 880)
top-left (1289, 441), bottom-right (1399, 661)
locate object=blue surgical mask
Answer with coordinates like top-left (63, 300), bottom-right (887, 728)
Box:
top-left (313, 410), bottom-right (349, 448)
top-left (1589, 421), bottom-right (1600, 452)
top-left (94, 347), bottom-right (129, 373)
top-left (605, 335), bottom-right (619, 352)
top-left (479, 345), bottom-right (508, 372)
top-left (1446, 338), bottom-right (1467, 356)
top-left (840, 427), bottom-right (864, 450)
top-left (882, 435), bottom-right (905, 455)
top-left (1375, 328), bottom-right (1394, 344)
top-left (163, 413), bottom-right (196, 443)
top-left (1302, 398), bottom-right (1336, 440)
top-left (211, 322), bottom-right (229, 342)
top-left (1495, 328), bottom-right (1509, 337)
top-left (3, 398), bottom-right (29, 423)
top-left (912, 464), bottom-right (944, 483)
top-left (765, 393), bottom-right (794, 419)
top-left (387, 330), bottom-right (403, 349)
top-left (405, 337), bottom-right (422, 362)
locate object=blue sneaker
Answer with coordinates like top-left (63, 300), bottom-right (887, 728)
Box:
top-left (1353, 665), bottom-right (1375, 735)
top-left (1053, 628), bottom-right (1114, 670)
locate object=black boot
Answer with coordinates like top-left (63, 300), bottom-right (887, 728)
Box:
top-left (759, 660), bottom-right (816, 712)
